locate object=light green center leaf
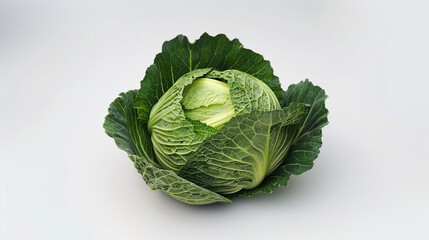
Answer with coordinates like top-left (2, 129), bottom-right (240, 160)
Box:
top-left (182, 78), bottom-right (235, 129)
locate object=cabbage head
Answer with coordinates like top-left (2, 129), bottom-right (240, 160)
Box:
top-left (103, 33), bottom-right (328, 205)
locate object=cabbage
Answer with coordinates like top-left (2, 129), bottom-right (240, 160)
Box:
top-left (103, 33), bottom-right (328, 205)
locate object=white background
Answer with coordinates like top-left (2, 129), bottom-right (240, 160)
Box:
top-left (1, 1), bottom-right (428, 239)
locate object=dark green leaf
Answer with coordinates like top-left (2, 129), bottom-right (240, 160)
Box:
top-left (135, 33), bottom-right (283, 121)
top-left (103, 90), bottom-right (157, 166)
top-left (103, 90), bottom-right (229, 205)
top-left (232, 80), bottom-right (328, 197)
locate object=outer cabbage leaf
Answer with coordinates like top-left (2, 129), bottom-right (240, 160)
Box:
top-left (135, 33), bottom-right (283, 121)
top-left (130, 154), bottom-right (230, 205)
top-left (231, 80), bottom-right (329, 197)
top-left (179, 103), bottom-right (309, 194)
top-left (103, 90), bottom-right (158, 167)
top-left (103, 90), bottom-right (230, 204)
top-left (281, 79), bottom-right (329, 174)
